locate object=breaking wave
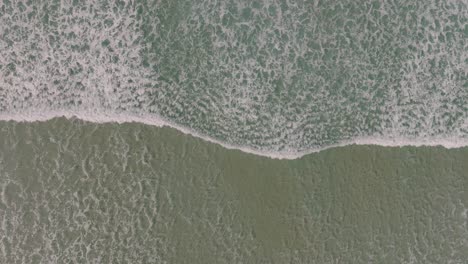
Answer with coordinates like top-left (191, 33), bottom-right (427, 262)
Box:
top-left (1, 0), bottom-right (467, 159)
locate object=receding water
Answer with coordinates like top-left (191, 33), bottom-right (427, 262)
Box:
top-left (0, 119), bottom-right (467, 263)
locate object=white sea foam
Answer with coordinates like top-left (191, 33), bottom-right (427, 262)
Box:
top-left (0, 111), bottom-right (466, 160)
top-left (1, 0), bottom-right (466, 159)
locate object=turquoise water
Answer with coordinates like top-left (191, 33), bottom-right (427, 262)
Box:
top-left (0, 0), bottom-right (467, 157)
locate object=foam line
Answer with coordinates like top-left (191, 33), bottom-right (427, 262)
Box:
top-left (0, 111), bottom-right (466, 160)
top-left (1, 0), bottom-right (466, 159)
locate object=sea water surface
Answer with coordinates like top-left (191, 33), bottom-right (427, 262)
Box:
top-left (0, 118), bottom-right (467, 263)
top-left (1, 1), bottom-right (468, 263)
top-left (1, 0), bottom-right (467, 158)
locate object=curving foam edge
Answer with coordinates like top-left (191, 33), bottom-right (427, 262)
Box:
top-left (0, 111), bottom-right (466, 160)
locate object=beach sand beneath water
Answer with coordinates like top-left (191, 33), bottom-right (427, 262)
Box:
top-left (0, 118), bottom-right (467, 263)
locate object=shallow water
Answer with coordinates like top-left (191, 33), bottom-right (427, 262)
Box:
top-left (0, 118), bottom-right (467, 263)
top-left (1, 1), bottom-right (467, 262)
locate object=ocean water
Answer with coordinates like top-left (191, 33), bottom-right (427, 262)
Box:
top-left (0, 0), bottom-right (467, 158)
top-left (0, 118), bottom-right (467, 263)
top-left (1, 1), bottom-right (468, 263)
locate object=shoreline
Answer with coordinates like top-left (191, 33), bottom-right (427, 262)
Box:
top-left (0, 110), bottom-right (466, 160)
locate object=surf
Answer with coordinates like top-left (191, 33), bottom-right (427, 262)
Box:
top-left (1, 111), bottom-right (466, 160)
top-left (1, 0), bottom-right (466, 159)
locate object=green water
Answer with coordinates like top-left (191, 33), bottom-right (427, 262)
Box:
top-left (1, 0), bottom-right (467, 262)
top-left (1, 0), bottom-right (466, 155)
top-left (0, 118), bottom-right (466, 263)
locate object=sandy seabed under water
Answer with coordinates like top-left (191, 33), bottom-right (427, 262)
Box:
top-left (0, 118), bottom-right (467, 263)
